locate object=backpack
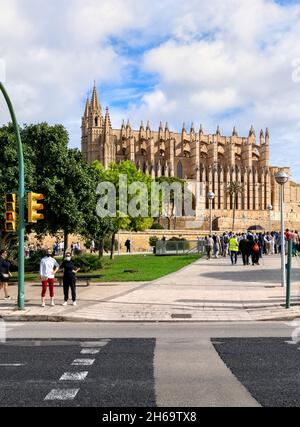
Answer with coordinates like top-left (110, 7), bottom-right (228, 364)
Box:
top-left (253, 243), bottom-right (259, 253)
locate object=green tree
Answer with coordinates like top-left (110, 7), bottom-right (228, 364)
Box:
top-left (93, 161), bottom-right (154, 259)
top-left (227, 182), bottom-right (243, 232)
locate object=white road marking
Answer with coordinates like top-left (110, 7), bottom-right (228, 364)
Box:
top-left (0, 364), bottom-right (25, 367)
top-left (45, 389), bottom-right (79, 401)
top-left (60, 372), bottom-right (89, 381)
top-left (81, 349), bottom-right (100, 355)
top-left (72, 359), bottom-right (95, 366)
top-left (81, 340), bottom-right (110, 348)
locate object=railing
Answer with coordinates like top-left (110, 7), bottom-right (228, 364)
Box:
top-left (156, 240), bottom-right (206, 256)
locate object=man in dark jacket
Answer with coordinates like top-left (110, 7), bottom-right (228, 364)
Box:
top-left (239, 235), bottom-right (251, 266)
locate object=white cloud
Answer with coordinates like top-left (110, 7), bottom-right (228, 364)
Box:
top-left (0, 0), bottom-right (300, 179)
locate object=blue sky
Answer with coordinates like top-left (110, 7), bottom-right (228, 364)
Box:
top-left (1, 0), bottom-right (300, 180)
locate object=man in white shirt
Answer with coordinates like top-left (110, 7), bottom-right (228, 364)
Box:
top-left (40, 249), bottom-right (59, 307)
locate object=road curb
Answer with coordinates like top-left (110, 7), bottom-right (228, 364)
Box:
top-left (1, 314), bottom-right (299, 323)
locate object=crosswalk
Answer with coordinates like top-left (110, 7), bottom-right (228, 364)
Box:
top-left (45, 340), bottom-right (110, 402)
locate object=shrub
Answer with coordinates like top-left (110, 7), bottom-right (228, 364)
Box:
top-left (151, 223), bottom-right (164, 230)
top-left (149, 236), bottom-right (160, 247)
top-left (25, 250), bottom-right (48, 272)
top-left (72, 254), bottom-right (102, 273)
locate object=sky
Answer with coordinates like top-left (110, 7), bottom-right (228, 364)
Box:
top-left (0, 0), bottom-right (300, 179)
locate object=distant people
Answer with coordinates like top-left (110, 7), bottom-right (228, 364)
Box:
top-left (59, 252), bottom-right (80, 307)
top-left (125, 239), bottom-right (132, 253)
top-left (91, 240), bottom-right (96, 254)
top-left (0, 250), bottom-right (12, 300)
top-left (40, 249), bottom-right (59, 308)
top-left (229, 234), bottom-right (239, 265)
top-left (205, 235), bottom-right (214, 260)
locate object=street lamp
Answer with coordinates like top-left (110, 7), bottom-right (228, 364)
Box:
top-left (267, 204), bottom-right (273, 232)
top-left (275, 171), bottom-right (289, 288)
top-left (207, 192), bottom-right (215, 236)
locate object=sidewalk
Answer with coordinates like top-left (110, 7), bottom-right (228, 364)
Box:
top-left (1, 255), bottom-right (300, 322)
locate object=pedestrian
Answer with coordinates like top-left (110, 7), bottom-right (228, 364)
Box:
top-left (250, 237), bottom-right (260, 266)
top-left (213, 234), bottom-right (221, 259)
top-left (60, 252), bottom-right (80, 306)
top-left (125, 239), bottom-right (132, 253)
top-left (223, 233), bottom-right (229, 257)
top-left (239, 235), bottom-right (251, 266)
top-left (205, 235), bottom-right (214, 260)
top-left (0, 250), bottom-right (12, 300)
top-left (229, 234), bottom-right (239, 265)
top-left (39, 249), bottom-right (60, 307)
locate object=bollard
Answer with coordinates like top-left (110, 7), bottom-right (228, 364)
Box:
top-left (286, 239), bottom-right (292, 309)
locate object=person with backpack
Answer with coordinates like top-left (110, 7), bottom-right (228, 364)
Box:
top-left (251, 238), bottom-right (261, 266)
top-left (223, 233), bottom-right (229, 257)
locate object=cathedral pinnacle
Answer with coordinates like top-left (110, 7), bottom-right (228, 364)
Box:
top-left (216, 126), bottom-right (221, 135)
top-left (249, 125), bottom-right (256, 137)
top-left (232, 126), bottom-right (238, 137)
top-left (91, 83), bottom-right (101, 111)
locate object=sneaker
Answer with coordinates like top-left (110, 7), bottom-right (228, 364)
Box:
top-left (51, 301), bottom-right (55, 307)
top-left (5, 296), bottom-right (11, 301)
top-left (73, 301), bottom-right (77, 306)
top-left (41, 303), bottom-right (46, 308)
top-left (62, 302), bottom-right (68, 306)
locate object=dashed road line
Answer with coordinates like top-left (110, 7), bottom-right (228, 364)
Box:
top-left (60, 371), bottom-right (89, 381)
top-left (81, 340), bottom-right (110, 348)
top-left (45, 389), bottom-right (80, 401)
top-left (0, 364), bottom-right (25, 367)
top-left (81, 348), bottom-right (100, 355)
top-left (72, 359), bottom-right (95, 366)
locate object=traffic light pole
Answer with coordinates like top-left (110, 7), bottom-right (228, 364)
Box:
top-left (0, 82), bottom-right (25, 310)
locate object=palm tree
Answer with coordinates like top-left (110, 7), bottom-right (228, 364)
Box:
top-left (227, 182), bottom-right (243, 232)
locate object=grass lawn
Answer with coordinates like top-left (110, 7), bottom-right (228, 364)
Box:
top-left (98, 254), bottom-right (202, 282)
top-left (16, 254), bottom-right (202, 283)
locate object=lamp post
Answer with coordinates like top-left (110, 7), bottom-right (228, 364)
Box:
top-left (207, 192), bottom-right (215, 236)
top-left (267, 204), bottom-right (273, 232)
top-left (275, 171), bottom-right (289, 288)
top-left (0, 82), bottom-right (25, 310)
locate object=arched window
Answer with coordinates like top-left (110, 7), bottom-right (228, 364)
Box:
top-left (95, 117), bottom-right (98, 127)
top-left (177, 161), bottom-right (183, 179)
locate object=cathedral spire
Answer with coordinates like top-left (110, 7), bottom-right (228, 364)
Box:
top-left (140, 120), bottom-right (145, 130)
top-left (199, 124), bottom-right (204, 135)
top-left (165, 122), bottom-right (169, 131)
top-left (249, 125), bottom-right (256, 137)
top-left (216, 125), bottom-right (221, 136)
top-left (126, 119), bottom-right (131, 129)
top-left (146, 120), bottom-right (151, 130)
top-left (104, 107), bottom-right (112, 130)
top-left (91, 83), bottom-right (101, 111)
top-left (265, 128), bottom-right (270, 144)
top-left (232, 126), bottom-right (238, 137)
top-left (84, 98), bottom-right (90, 118)
top-left (121, 119), bottom-right (125, 129)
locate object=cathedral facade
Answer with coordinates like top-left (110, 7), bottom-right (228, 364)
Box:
top-left (81, 85), bottom-right (300, 230)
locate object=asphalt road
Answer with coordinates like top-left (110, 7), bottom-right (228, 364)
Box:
top-left (0, 322), bottom-right (298, 407)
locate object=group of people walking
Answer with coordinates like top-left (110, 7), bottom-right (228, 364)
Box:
top-left (204, 229), bottom-right (300, 266)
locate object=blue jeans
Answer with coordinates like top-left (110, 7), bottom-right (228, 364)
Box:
top-left (230, 251), bottom-right (238, 264)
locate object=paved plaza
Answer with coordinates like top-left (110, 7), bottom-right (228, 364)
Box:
top-left (1, 255), bottom-right (300, 322)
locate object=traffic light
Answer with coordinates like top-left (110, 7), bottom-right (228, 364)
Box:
top-left (28, 192), bottom-right (44, 223)
top-left (4, 194), bottom-right (17, 232)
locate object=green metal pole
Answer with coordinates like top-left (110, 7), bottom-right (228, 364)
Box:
top-left (0, 82), bottom-right (25, 310)
top-left (286, 239), bottom-right (292, 309)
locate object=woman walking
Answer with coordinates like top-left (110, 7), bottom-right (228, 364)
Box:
top-left (60, 253), bottom-right (80, 306)
top-left (0, 250), bottom-right (12, 300)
